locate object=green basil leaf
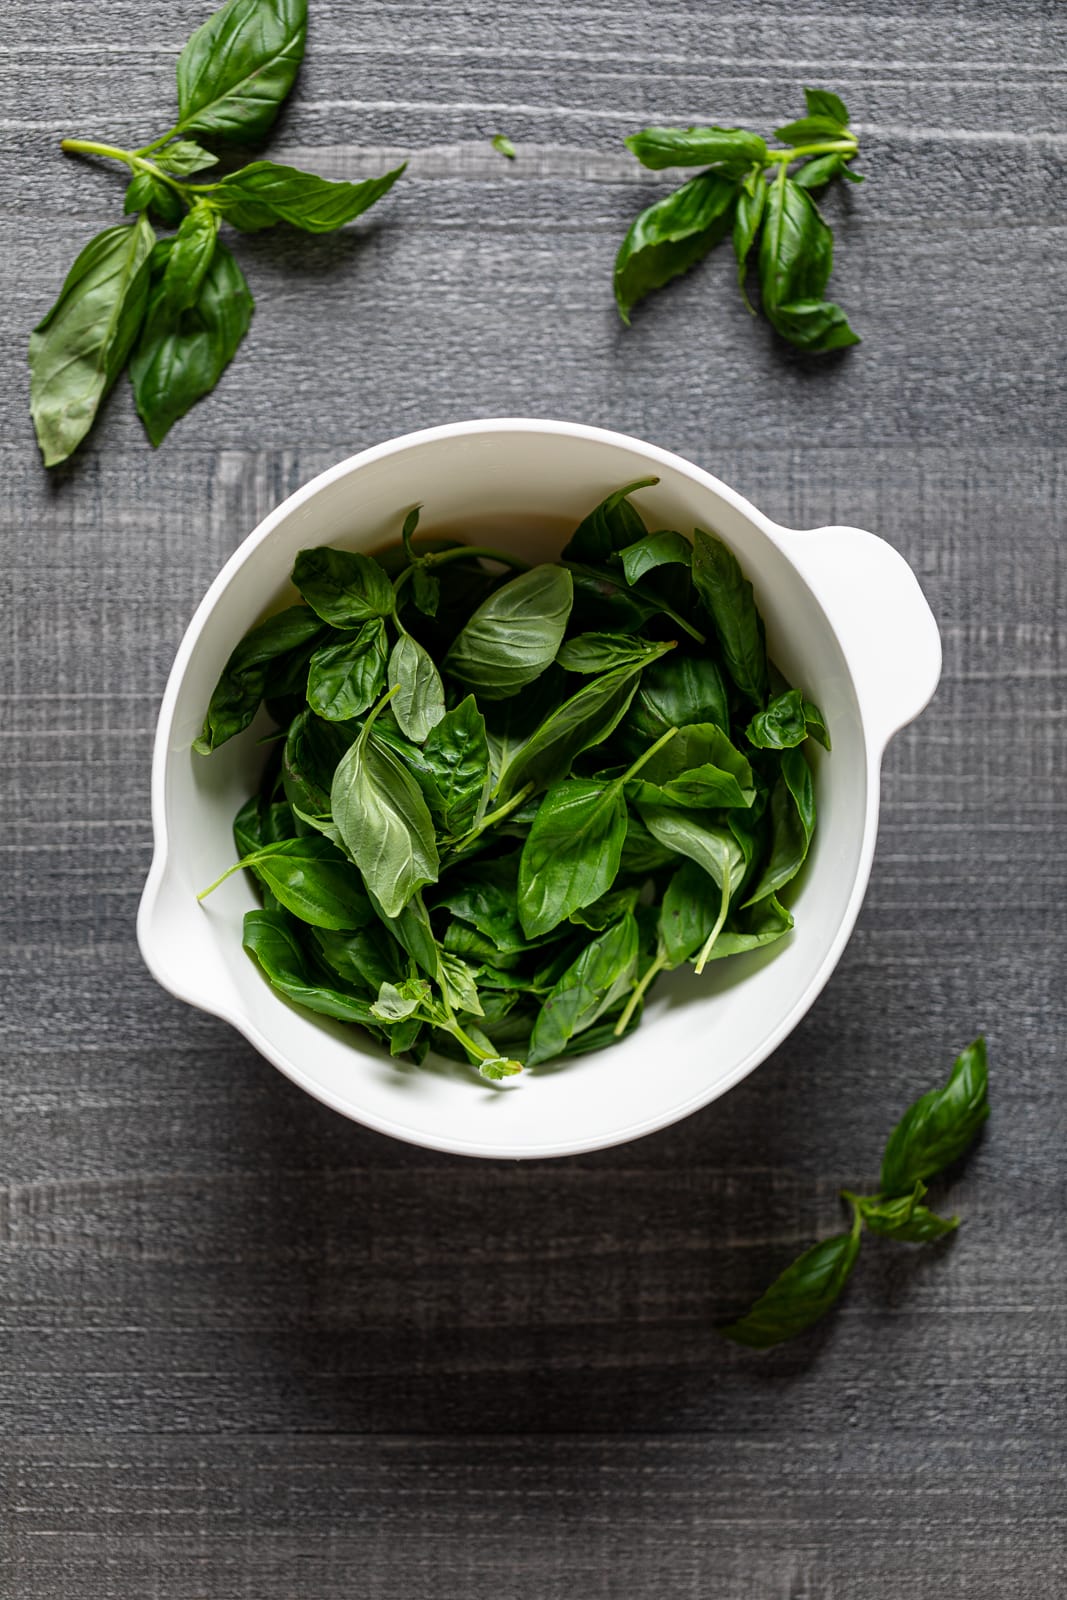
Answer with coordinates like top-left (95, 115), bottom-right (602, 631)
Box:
top-left (732, 178), bottom-right (766, 309)
top-left (562, 479), bottom-right (658, 564)
top-left (443, 564), bottom-right (574, 699)
top-left (518, 778), bottom-right (628, 938)
top-left (243, 907), bottom-right (376, 1024)
top-left (491, 134), bottom-right (517, 160)
top-left (212, 159), bottom-right (406, 233)
top-left (802, 700), bottom-right (831, 750)
top-left (690, 528), bottom-right (768, 704)
top-left (292, 546), bottom-right (395, 626)
top-left (306, 620), bottom-right (388, 721)
top-left (746, 688), bottom-right (808, 749)
top-left (152, 139), bottom-right (219, 176)
top-left (660, 860), bottom-right (722, 967)
top-left (880, 1038), bottom-right (990, 1196)
top-left (624, 653), bottom-right (730, 748)
top-left (233, 835), bottom-right (367, 928)
top-left (371, 978), bottom-right (429, 1022)
top-left (420, 695), bottom-right (491, 837)
top-left (743, 746), bottom-right (815, 905)
top-left (804, 87), bottom-right (850, 126)
top-left (855, 1181), bottom-right (959, 1243)
top-left (281, 709), bottom-right (355, 818)
top-left (195, 604), bottom-right (323, 752)
top-left (568, 885), bottom-right (640, 932)
top-left (617, 529), bottom-right (692, 585)
top-left (614, 172), bottom-right (740, 324)
top-left (765, 299), bottom-right (860, 353)
top-left (479, 1056), bottom-right (523, 1081)
top-left (435, 862), bottom-right (535, 956)
top-left (129, 238), bottom-right (253, 446)
top-left (696, 894), bottom-right (793, 963)
top-left (625, 125), bottom-right (768, 172)
top-left (388, 633), bottom-right (446, 742)
top-left (161, 203), bottom-right (219, 312)
top-left (369, 889), bottom-right (439, 979)
top-left (331, 719), bottom-right (439, 918)
top-left (495, 659), bottom-right (648, 802)
top-left (630, 763), bottom-right (754, 812)
top-left (759, 176), bottom-right (832, 310)
top-left (176, 0), bottom-right (307, 143)
top-left (793, 153), bottom-right (846, 191)
top-left (29, 216), bottom-right (155, 467)
top-left (314, 924), bottom-right (400, 994)
top-left (124, 172), bottom-right (183, 225)
top-left (527, 914), bottom-right (639, 1065)
top-left (556, 632), bottom-right (667, 675)
top-left (638, 804), bottom-right (746, 898)
top-left (438, 951), bottom-right (484, 1017)
top-left (619, 809), bottom-right (678, 873)
top-left (630, 722), bottom-right (755, 808)
top-left (721, 1229), bottom-right (861, 1348)
top-left (774, 115), bottom-right (849, 146)
top-left (233, 781), bottom-right (295, 860)
top-left (412, 565), bottom-right (440, 617)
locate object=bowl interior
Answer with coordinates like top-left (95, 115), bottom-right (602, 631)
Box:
top-left (146, 425), bottom-right (868, 1157)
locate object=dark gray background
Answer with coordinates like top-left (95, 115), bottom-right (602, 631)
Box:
top-left (3, 2), bottom-right (1065, 1595)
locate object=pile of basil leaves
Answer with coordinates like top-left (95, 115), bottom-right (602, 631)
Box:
top-left (196, 480), bottom-right (829, 1080)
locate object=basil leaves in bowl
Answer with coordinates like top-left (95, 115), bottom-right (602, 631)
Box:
top-left (138, 420), bottom-right (941, 1157)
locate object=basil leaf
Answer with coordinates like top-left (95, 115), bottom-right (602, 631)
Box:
top-left (638, 804), bottom-right (746, 898)
top-left (746, 688), bottom-right (809, 749)
top-left (802, 700), bottom-right (831, 750)
top-left (880, 1038), bottom-right (990, 1196)
top-left (444, 564), bottom-right (574, 699)
top-left (152, 139), bottom-right (218, 176)
top-left (232, 835), bottom-right (367, 929)
top-left (292, 546), bottom-right (395, 626)
top-left (29, 216), bottom-right (155, 467)
top-left (412, 565), bottom-right (440, 617)
top-left (129, 238), bottom-right (253, 446)
top-left (696, 894), bottom-right (793, 963)
top-left (562, 479), bottom-right (658, 564)
top-left (721, 1229), bottom-right (861, 1348)
top-left (774, 115), bottom-right (849, 146)
top-left (743, 746), bottom-right (815, 905)
top-left (233, 783), bottom-right (295, 860)
top-left (281, 709), bottom-right (354, 817)
top-left (630, 722), bottom-right (755, 808)
top-left (557, 632), bottom-right (667, 675)
top-left (124, 172), bottom-right (183, 225)
top-left (175, 0), bottom-right (307, 143)
top-left (212, 159), bottom-right (406, 233)
top-left (759, 177), bottom-right (859, 351)
top-left (527, 914), bottom-right (639, 1065)
top-left (625, 125), bottom-right (768, 172)
top-left (614, 171), bottom-right (739, 324)
top-left (804, 87), bottom-right (850, 126)
top-left (243, 908), bottom-right (376, 1024)
top-left (732, 178), bottom-right (766, 309)
top-left (331, 718), bottom-right (439, 918)
top-left (855, 1182), bottom-right (959, 1243)
top-left (660, 860), bottom-right (721, 967)
top-left (518, 779), bottom-right (628, 938)
top-left (438, 951), bottom-right (484, 1017)
top-left (793, 153), bottom-right (847, 191)
top-left (195, 604), bottom-right (323, 752)
top-left (420, 695), bottom-right (491, 837)
top-left (568, 885), bottom-right (640, 932)
top-left (625, 653), bottom-right (730, 746)
top-left (315, 925), bottom-right (400, 994)
top-left (388, 633), bottom-right (446, 742)
top-left (306, 620), bottom-right (388, 721)
top-left (435, 863), bottom-right (535, 956)
top-left (631, 764), bottom-right (754, 812)
top-left (495, 659), bottom-right (648, 802)
top-left (617, 529), bottom-right (692, 585)
top-left (619, 809), bottom-right (678, 873)
top-left (161, 203), bottom-right (219, 312)
top-left (371, 979), bottom-right (429, 1022)
top-left (370, 889), bottom-right (439, 979)
top-left (480, 1056), bottom-right (523, 1081)
top-left (491, 134), bottom-right (517, 160)
top-left (691, 528), bottom-right (768, 704)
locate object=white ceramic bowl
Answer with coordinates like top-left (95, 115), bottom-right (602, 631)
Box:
top-left (138, 420), bottom-right (940, 1159)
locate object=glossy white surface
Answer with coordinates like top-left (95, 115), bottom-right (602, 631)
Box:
top-left (138, 420), bottom-right (941, 1158)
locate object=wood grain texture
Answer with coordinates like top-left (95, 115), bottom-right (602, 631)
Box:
top-left (1, 1), bottom-right (1065, 1595)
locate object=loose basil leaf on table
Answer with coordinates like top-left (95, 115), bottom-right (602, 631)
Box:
top-left (175, 0), bottom-right (308, 143)
top-left (721, 1229), bottom-right (862, 1349)
top-left (852, 1182), bottom-right (959, 1243)
top-left (160, 203), bottom-right (219, 312)
top-left (624, 125), bottom-right (769, 172)
top-left (29, 216), bottom-right (155, 467)
top-left (212, 160), bottom-right (407, 232)
top-left (129, 238), bottom-right (254, 447)
top-left (759, 176), bottom-right (858, 352)
top-left (152, 139), bottom-right (218, 176)
top-left (614, 171), bottom-right (740, 326)
top-left (880, 1038), bottom-right (990, 1195)
top-left (125, 172), bottom-right (183, 225)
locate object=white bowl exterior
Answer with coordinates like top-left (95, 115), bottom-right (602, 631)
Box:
top-left (138, 421), bottom-right (940, 1158)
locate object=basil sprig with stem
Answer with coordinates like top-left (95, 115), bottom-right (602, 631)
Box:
top-left (196, 481), bottom-right (831, 1081)
top-left (616, 87), bottom-right (863, 350)
top-left (30, 0), bottom-right (405, 465)
top-left (723, 1039), bottom-right (990, 1349)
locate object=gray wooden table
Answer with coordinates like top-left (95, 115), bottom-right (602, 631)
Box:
top-left (3, 2), bottom-right (1065, 1595)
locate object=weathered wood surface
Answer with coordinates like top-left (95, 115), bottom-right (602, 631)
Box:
top-left (2, 2), bottom-right (1065, 1595)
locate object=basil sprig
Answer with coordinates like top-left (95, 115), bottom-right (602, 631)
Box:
top-left (196, 483), bottom-right (830, 1081)
top-left (616, 87), bottom-right (863, 350)
top-left (723, 1039), bottom-right (990, 1349)
top-left (29, 0), bottom-right (405, 465)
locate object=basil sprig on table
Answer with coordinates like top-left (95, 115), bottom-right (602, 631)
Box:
top-left (616, 87), bottom-right (863, 351)
top-left (723, 1039), bottom-right (990, 1348)
top-left (197, 481), bottom-right (830, 1080)
top-left (29, 0), bottom-right (405, 466)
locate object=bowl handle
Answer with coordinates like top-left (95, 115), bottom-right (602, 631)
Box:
top-left (781, 524), bottom-right (942, 751)
top-left (137, 855), bottom-right (243, 1022)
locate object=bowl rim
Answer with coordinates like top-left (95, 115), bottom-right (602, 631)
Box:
top-left (139, 417), bottom-right (891, 1158)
